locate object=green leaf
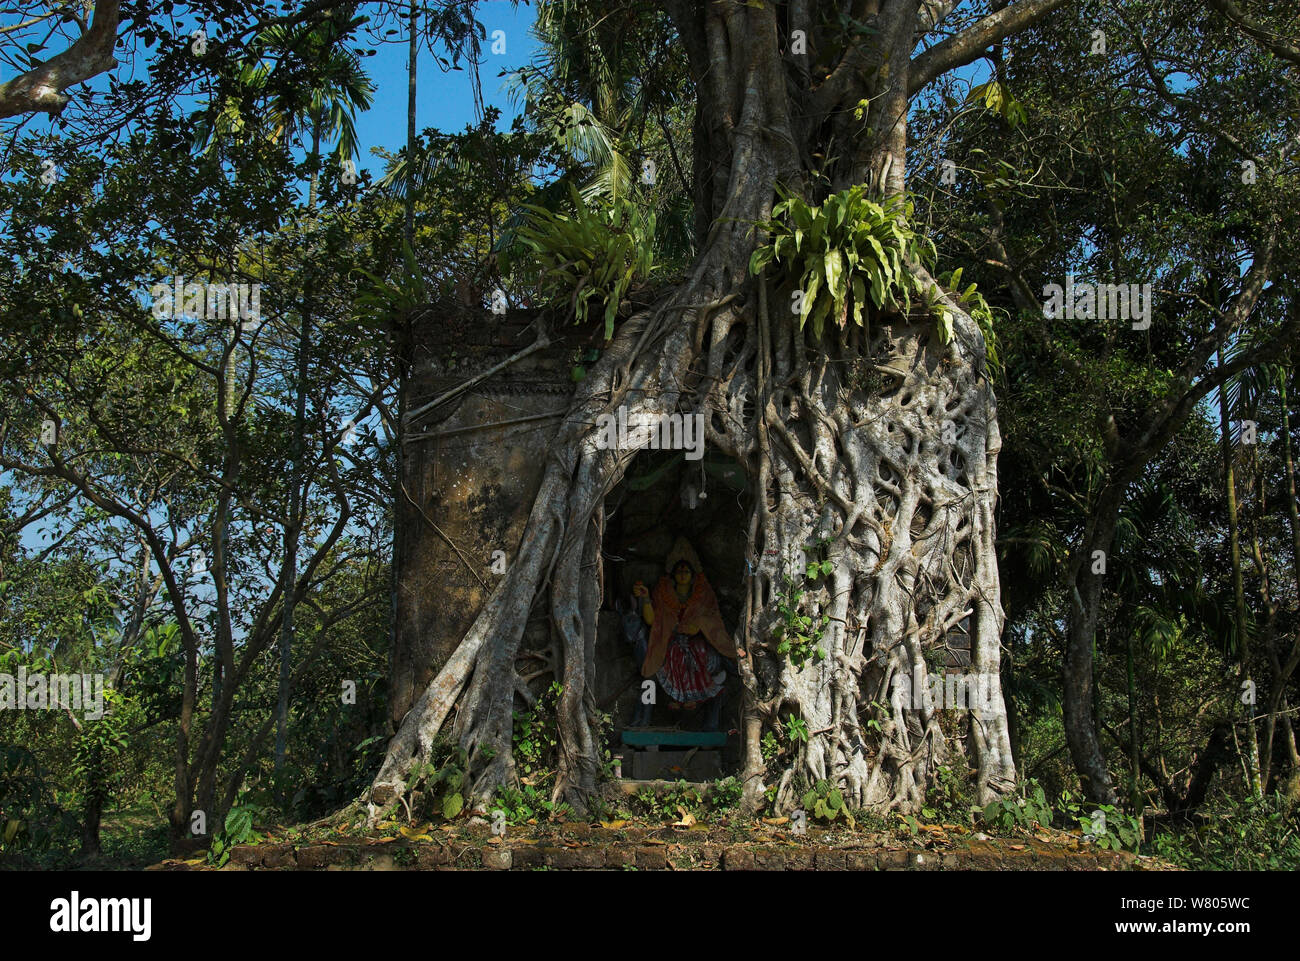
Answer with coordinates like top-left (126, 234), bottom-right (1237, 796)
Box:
top-left (443, 793), bottom-right (464, 819)
top-left (936, 307), bottom-right (954, 344)
top-left (824, 248), bottom-right (844, 297)
top-left (799, 271), bottom-right (821, 329)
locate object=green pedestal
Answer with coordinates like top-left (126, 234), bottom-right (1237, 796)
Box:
top-left (620, 729), bottom-right (728, 748)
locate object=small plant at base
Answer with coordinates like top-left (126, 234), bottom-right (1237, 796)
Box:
top-left (513, 681), bottom-right (563, 789)
top-left (801, 780), bottom-right (856, 828)
top-left (207, 800), bottom-right (263, 868)
top-left (921, 765), bottom-right (973, 824)
top-left (980, 778), bottom-right (1052, 832)
top-left (1077, 805), bottom-right (1140, 851)
top-left (492, 784), bottom-right (571, 825)
top-left (401, 741), bottom-right (468, 822)
top-left (707, 777), bottom-right (743, 814)
top-left (1057, 791), bottom-right (1140, 852)
top-left (632, 781), bottom-right (703, 822)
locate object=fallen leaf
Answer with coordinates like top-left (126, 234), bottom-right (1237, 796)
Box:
top-left (763, 817), bottom-right (789, 826)
top-left (599, 820), bottom-right (628, 829)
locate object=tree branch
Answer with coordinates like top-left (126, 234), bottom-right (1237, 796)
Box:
top-left (909, 0), bottom-right (1070, 96)
top-left (0, 0), bottom-right (119, 119)
top-left (1207, 0), bottom-right (1300, 67)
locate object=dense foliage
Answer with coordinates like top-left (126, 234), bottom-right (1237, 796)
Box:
top-left (1, 0), bottom-right (1297, 870)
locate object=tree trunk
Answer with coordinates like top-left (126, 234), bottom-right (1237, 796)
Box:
top-left (277, 126), bottom-right (322, 771)
top-left (1062, 485), bottom-right (1120, 805)
top-left (1265, 369), bottom-right (1300, 799)
top-left (386, 0), bottom-right (420, 733)
top-left (81, 792), bottom-right (104, 859)
top-left (371, 0), bottom-right (1016, 818)
top-left (1218, 349), bottom-right (1262, 797)
top-left (1126, 631), bottom-right (1141, 813)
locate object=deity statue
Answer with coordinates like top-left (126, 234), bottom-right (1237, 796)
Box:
top-left (628, 538), bottom-right (745, 730)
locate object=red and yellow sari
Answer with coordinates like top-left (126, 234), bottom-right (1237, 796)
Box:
top-left (641, 573), bottom-right (737, 702)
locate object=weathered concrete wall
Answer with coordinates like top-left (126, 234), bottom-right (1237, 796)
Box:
top-left (387, 306), bottom-right (757, 754)
top-left (388, 307), bottom-right (577, 730)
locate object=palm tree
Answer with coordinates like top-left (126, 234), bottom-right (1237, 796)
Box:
top-left (1217, 340), bottom-right (1263, 798)
top-left (249, 20), bottom-right (374, 207)
top-left (193, 13), bottom-right (374, 202)
top-left (504, 2), bottom-right (695, 263)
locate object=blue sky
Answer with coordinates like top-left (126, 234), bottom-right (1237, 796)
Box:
top-left (351, 2), bottom-right (540, 175)
top-left (0, 3), bottom-right (539, 168)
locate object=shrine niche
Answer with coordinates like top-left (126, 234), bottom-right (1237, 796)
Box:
top-left (594, 449), bottom-right (752, 782)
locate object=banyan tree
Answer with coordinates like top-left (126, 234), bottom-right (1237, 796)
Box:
top-left (368, 0), bottom-right (1056, 819)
